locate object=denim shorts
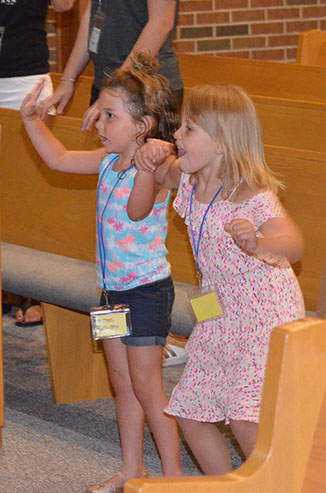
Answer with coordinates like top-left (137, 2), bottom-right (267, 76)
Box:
top-left (100, 276), bottom-right (175, 347)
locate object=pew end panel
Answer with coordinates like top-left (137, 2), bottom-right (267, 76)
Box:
top-left (297, 29), bottom-right (326, 66)
top-left (43, 303), bottom-right (113, 404)
top-left (125, 317), bottom-right (326, 493)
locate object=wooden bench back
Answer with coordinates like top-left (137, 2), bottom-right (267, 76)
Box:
top-left (125, 317), bottom-right (326, 493)
top-left (52, 72), bottom-right (326, 153)
top-left (179, 53), bottom-right (326, 104)
top-left (1, 108), bottom-right (325, 311)
top-left (53, 54), bottom-right (326, 111)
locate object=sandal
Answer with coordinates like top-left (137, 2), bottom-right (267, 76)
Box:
top-left (15, 298), bottom-right (43, 327)
top-left (86, 471), bottom-right (148, 493)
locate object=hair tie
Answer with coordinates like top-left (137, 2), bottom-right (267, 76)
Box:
top-left (134, 64), bottom-right (142, 70)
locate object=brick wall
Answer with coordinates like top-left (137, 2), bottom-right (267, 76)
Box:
top-left (174, 0), bottom-right (326, 61)
top-left (46, 6), bottom-right (57, 71)
top-left (47, 0), bottom-right (326, 70)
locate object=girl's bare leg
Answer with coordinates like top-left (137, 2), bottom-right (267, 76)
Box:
top-left (102, 338), bottom-right (147, 479)
top-left (177, 417), bottom-right (232, 475)
top-left (127, 345), bottom-right (182, 476)
top-left (230, 419), bottom-right (258, 458)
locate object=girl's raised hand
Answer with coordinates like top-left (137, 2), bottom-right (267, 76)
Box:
top-left (134, 138), bottom-right (175, 173)
top-left (225, 218), bottom-right (257, 254)
top-left (20, 79), bottom-right (45, 121)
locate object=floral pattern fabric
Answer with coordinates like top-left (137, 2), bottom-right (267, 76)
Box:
top-left (96, 153), bottom-right (171, 290)
top-left (165, 173), bottom-right (305, 424)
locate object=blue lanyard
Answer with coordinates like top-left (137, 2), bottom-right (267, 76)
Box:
top-left (189, 182), bottom-right (223, 273)
top-left (97, 156), bottom-right (135, 289)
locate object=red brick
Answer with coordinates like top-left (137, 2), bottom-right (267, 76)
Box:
top-left (180, 26), bottom-right (213, 38)
top-left (286, 47), bottom-right (298, 60)
top-left (302, 6), bottom-right (326, 17)
top-left (267, 8), bottom-right (300, 20)
top-left (197, 38), bottom-right (231, 51)
top-left (233, 36), bottom-right (266, 49)
top-left (232, 9), bottom-right (265, 22)
top-left (286, 19), bottom-right (318, 32)
top-left (215, 0), bottom-right (248, 7)
top-left (251, 0), bottom-right (283, 6)
top-left (251, 48), bottom-right (285, 60)
top-left (197, 12), bottom-right (229, 24)
top-left (286, 0), bottom-right (317, 5)
top-left (178, 14), bottom-right (195, 26)
top-left (251, 22), bottom-right (284, 34)
top-left (45, 20), bottom-right (56, 34)
top-left (46, 34), bottom-right (57, 49)
top-left (268, 33), bottom-right (299, 46)
top-left (46, 6), bottom-right (55, 21)
top-left (221, 50), bottom-right (251, 58)
top-left (180, 1), bottom-right (213, 12)
top-left (216, 25), bottom-right (248, 37)
top-left (173, 40), bottom-right (196, 52)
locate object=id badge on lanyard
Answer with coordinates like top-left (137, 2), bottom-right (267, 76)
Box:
top-left (89, 0), bottom-right (104, 54)
top-left (91, 159), bottom-right (135, 340)
top-left (187, 182), bottom-right (224, 323)
top-left (90, 290), bottom-right (132, 340)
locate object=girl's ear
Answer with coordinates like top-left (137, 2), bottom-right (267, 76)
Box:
top-left (136, 115), bottom-right (156, 142)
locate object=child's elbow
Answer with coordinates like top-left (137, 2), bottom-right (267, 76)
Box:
top-left (289, 236), bottom-right (304, 264)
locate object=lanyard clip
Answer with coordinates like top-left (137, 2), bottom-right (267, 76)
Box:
top-left (196, 270), bottom-right (203, 288)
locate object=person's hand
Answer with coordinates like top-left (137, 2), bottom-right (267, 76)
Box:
top-left (39, 80), bottom-right (75, 119)
top-left (20, 79), bottom-right (45, 122)
top-left (224, 218), bottom-right (257, 254)
top-left (81, 100), bottom-right (101, 131)
top-left (134, 138), bottom-right (175, 172)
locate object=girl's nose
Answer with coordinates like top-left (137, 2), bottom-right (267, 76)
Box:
top-left (173, 127), bottom-right (180, 139)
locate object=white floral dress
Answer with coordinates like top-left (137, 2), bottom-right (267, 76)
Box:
top-left (165, 174), bottom-right (305, 424)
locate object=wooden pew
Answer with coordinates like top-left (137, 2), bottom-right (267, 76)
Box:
top-left (1, 108), bottom-right (325, 310)
top-left (52, 72), bottom-right (326, 154)
top-left (178, 53), bottom-right (326, 104)
top-left (1, 109), bottom-right (325, 404)
top-left (125, 317), bottom-right (326, 493)
top-left (52, 52), bottom-right (326, 116)
top-left (297, 29), bottom-right (326, 66)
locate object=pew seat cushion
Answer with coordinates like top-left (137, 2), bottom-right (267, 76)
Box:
top-left (1, 242), bottom-right (195, 337)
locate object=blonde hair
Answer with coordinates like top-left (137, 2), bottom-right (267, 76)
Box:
top-left (102, 51), bottom-right (179, 144)
top-left (183, 85), bottom-right (283, 196)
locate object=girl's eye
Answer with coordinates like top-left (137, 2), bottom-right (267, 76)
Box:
top-left (186, 125), bottom-right (192, 131)
top-left (107, 112), bottom-right (114, 119)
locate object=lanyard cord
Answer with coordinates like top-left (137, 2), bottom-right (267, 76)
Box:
top-left (189, 182), bottom-right (223, 272)
top-left (97, 156), bottom-right (135, 289)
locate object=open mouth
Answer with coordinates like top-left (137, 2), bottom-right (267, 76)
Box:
top-left (177, 146), bottom-right (186, 158)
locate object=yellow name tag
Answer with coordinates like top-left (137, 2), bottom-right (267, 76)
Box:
top-left (90, 305), bottom-right (132, 340)
top-left (190, 292), bottom-right (223, 322)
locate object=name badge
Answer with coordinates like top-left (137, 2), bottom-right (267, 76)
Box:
top-left (89, 9), bottom-right (104, 54)
top-left (90, 304), bottom-right (132, 340)
top-left (187, 287), bottom-right (223, 323)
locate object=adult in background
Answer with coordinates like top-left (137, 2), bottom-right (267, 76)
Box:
top-left (0, 0), bottom-right (75, 326)
top-left (41, 0), bottom-right (184, 128)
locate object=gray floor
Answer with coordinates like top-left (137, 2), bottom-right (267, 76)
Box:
top-left (1, 309), bottom-right (243, 492)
